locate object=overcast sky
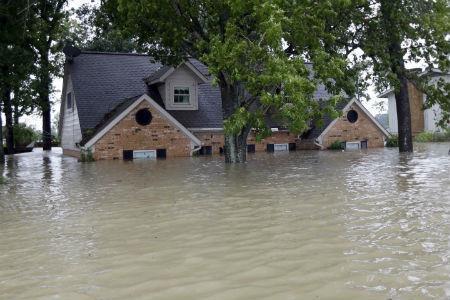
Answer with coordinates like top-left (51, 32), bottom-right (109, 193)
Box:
top-left (6, 0), bottom-right (388, 130)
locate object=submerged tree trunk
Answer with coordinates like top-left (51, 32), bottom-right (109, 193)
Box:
top-left (381, 0), bottom-right (413, 153)
top-left (0, 100), bottom-right (4, 163)
top-left (224, 128), bottom-right (251, 163)
top-left (394, 73), bottom-right (413, 152)
top-left (3, 88), bottom-right (14, 154)
top-left (219, 74), bottom-right (250, 163)
top-left (39, 52), bottom-right (52, 151)
top-left (13, 103), bottom-right (19, 125)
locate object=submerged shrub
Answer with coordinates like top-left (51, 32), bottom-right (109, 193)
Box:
top-left (79, 148), bottom-right (95, 162)
top-left (13, 123), bottom-right (39, 147)
top-left (328, 140), bottom-right (345, 150)
top-left (415, 129), bottom-right (450, 143)
top-left (385, 135), bottom-right (398, 147)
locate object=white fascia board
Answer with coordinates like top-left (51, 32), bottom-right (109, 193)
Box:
top-left (377, 89), bottom-right (394, 98)
top-left (84, 94), bottom-right (202, 148)
top-left (188, 128), bottom-right (224, 132)
top-left (184, 61), bottom-right (209, 83)
top-left (147, 61), bottom-right (208, 85)
top-left (352, 99), bottom-right (391, 138)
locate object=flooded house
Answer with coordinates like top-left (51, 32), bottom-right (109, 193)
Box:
top-left (59, 50), bottom-right (389, 160)
top-left (378, 69), bottom-right (450, 135)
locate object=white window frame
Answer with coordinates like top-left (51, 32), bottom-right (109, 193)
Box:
top-left (133, 150), bottom-right (157, 159)
top-left (274, 143), bottom-right (289, 151)
top-left (345, 141), bottom-right (360, 150)
top-left (173, 86), bottom-right (191, 105)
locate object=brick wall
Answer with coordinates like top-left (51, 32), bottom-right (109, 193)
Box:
top-left (63, 148), bottom-right (81, 158)
top-left (408, 82), bottom-right (425, 135)
top-left (93, 101), bottom-right (193, 160)
top-left (193, 131), bottom-right (224, 154)
top-left (321, 104), bottom-right (386, 148)
top-left (193, 130), bottom-right (298, 154)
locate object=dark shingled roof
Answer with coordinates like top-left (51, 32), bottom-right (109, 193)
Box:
top-left (68, 52), bottom-right (345, 140)
top-left (70, 52), bottom-right (161, 132)
top-left (68, 52), bottom-right (224, 135)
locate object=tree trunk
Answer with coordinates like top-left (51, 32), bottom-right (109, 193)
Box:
top-left (381, 0), bottom-right (414, 153)
top-left (40, 51), bottom-right (52, 151)
top-left (394, 74), bottom-right (413, 152)
top-left (219, 74), bottom-right (250, 163)
top-left (13, 103), bottom-right (19, 125)
top-left (0, 99), bottom-right (4, 163)
top-left (224, 128), bottom-right (251, 163)
top-left (3, 88), bottom-right (14, 154)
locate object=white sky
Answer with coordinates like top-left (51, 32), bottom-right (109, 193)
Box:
top-left (4, 0), bottom-right (388, 130)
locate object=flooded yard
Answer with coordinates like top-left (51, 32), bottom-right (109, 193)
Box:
top-left (1, 144), bottom-right (450, 300)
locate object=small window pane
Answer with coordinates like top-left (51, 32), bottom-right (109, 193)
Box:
top-left (67, 92), bottom-right (72, 109)
top-left (174, 86), bottom-right (190, 104)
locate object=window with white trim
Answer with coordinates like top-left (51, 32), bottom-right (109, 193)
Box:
top-left (173, 87), bottom-right (190, 104)
top-left (274, 143), bottom-right (289, 151)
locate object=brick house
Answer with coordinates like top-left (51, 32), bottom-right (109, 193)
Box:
top-left (59, 51), bottom-right (389, 160)
top-left (297, 98), bottom-right (390, 150)
top-left (378, 69), bottom-right (450, 135)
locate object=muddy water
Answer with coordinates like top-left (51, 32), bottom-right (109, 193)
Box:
top-left (1, 144), bottom-right (450, 300)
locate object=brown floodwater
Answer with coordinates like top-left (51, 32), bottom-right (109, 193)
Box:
top-left (1, 144), bottom-right (450, 300)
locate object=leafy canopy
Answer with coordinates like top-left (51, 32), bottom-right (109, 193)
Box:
top-left (114, 0), bottom-right (356, 138)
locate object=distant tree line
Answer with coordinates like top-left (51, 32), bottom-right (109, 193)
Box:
top-left (1, 0), bottom-right (449, 164)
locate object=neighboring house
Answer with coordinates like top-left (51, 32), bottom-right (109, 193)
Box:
top-left (378, 69), bottom-right (450, 135)
top-left (297, 99), bottom-right (390, 150)
top-left (59, 51), bottom-right (388, 160)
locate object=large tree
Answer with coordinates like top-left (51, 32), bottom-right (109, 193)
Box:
top-left (113, 0), bottom-right (353, 163)
top-left (0, 0), bottom-right (37, 154)
top-left (330, 0), bottom-right (450, 152)
top-left (32, 0), bottom-right (68, 151)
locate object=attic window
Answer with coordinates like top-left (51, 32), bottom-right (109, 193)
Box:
top-left (67, 92), bottom-right (72, 109)
top-left (347, 109), bottom-right (358, 123)
top-left (174, 87), bottom-right (190, 104)
top-left (135, 109), bottom-right (152, 126)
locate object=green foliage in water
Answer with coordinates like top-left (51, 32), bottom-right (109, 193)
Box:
top-left (0, 176), bottom-right (5, 185)
top-left (328, 140), bottom-right (345, 150)
top-left (79, 148), bottom-right (95, 162)
top-left (414, 129), bottom-right (450, 143)
top-left (385, 135), bottom-right (399, 147)
top-left (13, 123), bottom-right (39, 147)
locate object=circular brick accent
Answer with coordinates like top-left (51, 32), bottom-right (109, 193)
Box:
top-left (136, 109), bottom-right (152, 126)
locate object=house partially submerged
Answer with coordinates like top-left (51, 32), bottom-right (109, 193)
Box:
top-left (378, 69), bottom-right (450, 135)
top-left (297, 98), bottom-right (390, 150)
top-left (59, 51), bottom-right (389, 160)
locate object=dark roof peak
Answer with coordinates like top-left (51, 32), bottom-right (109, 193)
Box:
top-left (80, 51), bottom-right (150, 57)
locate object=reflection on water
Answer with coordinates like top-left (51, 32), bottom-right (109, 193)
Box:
top-left (1, 144), bottom-right (450, 299)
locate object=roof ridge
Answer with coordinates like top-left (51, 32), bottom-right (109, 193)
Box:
top-left (80, 51), bottom-right (150, 56)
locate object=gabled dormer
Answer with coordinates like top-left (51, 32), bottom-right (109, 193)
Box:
top-left (145, 61), bottom-right (208, 110)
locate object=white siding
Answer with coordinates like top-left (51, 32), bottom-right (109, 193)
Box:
top-left (163, 65), bottom-right (199, 110)
top-left (386, 74), bottom-right (450, 134)
top-left (387, 94), bottom-right (398, 134)
top-left (61, 76), bottom-right (82, 150)
top-left (424, 74), bottom-right (450, 132)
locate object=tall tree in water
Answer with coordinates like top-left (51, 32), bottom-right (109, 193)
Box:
top-left (0, 0), bottom-right (36, 154)
top-left (330, 0), bottom-right (450, 152)
top-left (113, 0), bottom-right (353, 163)
top-left (33, 0), bottom-right (68, 151)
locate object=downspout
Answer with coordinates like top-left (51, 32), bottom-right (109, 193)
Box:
top-left (314, 138), bottom-right (325, 150)
top-left (191, 144), bottom-right (201, 156)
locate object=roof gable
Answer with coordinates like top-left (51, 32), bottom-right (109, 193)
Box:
top-left (316, 99), bottom-right (390, 143)
top-left (145, 61), bottom-right (208, 85)
top-left (84, 94), bottom-right (202, 148)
